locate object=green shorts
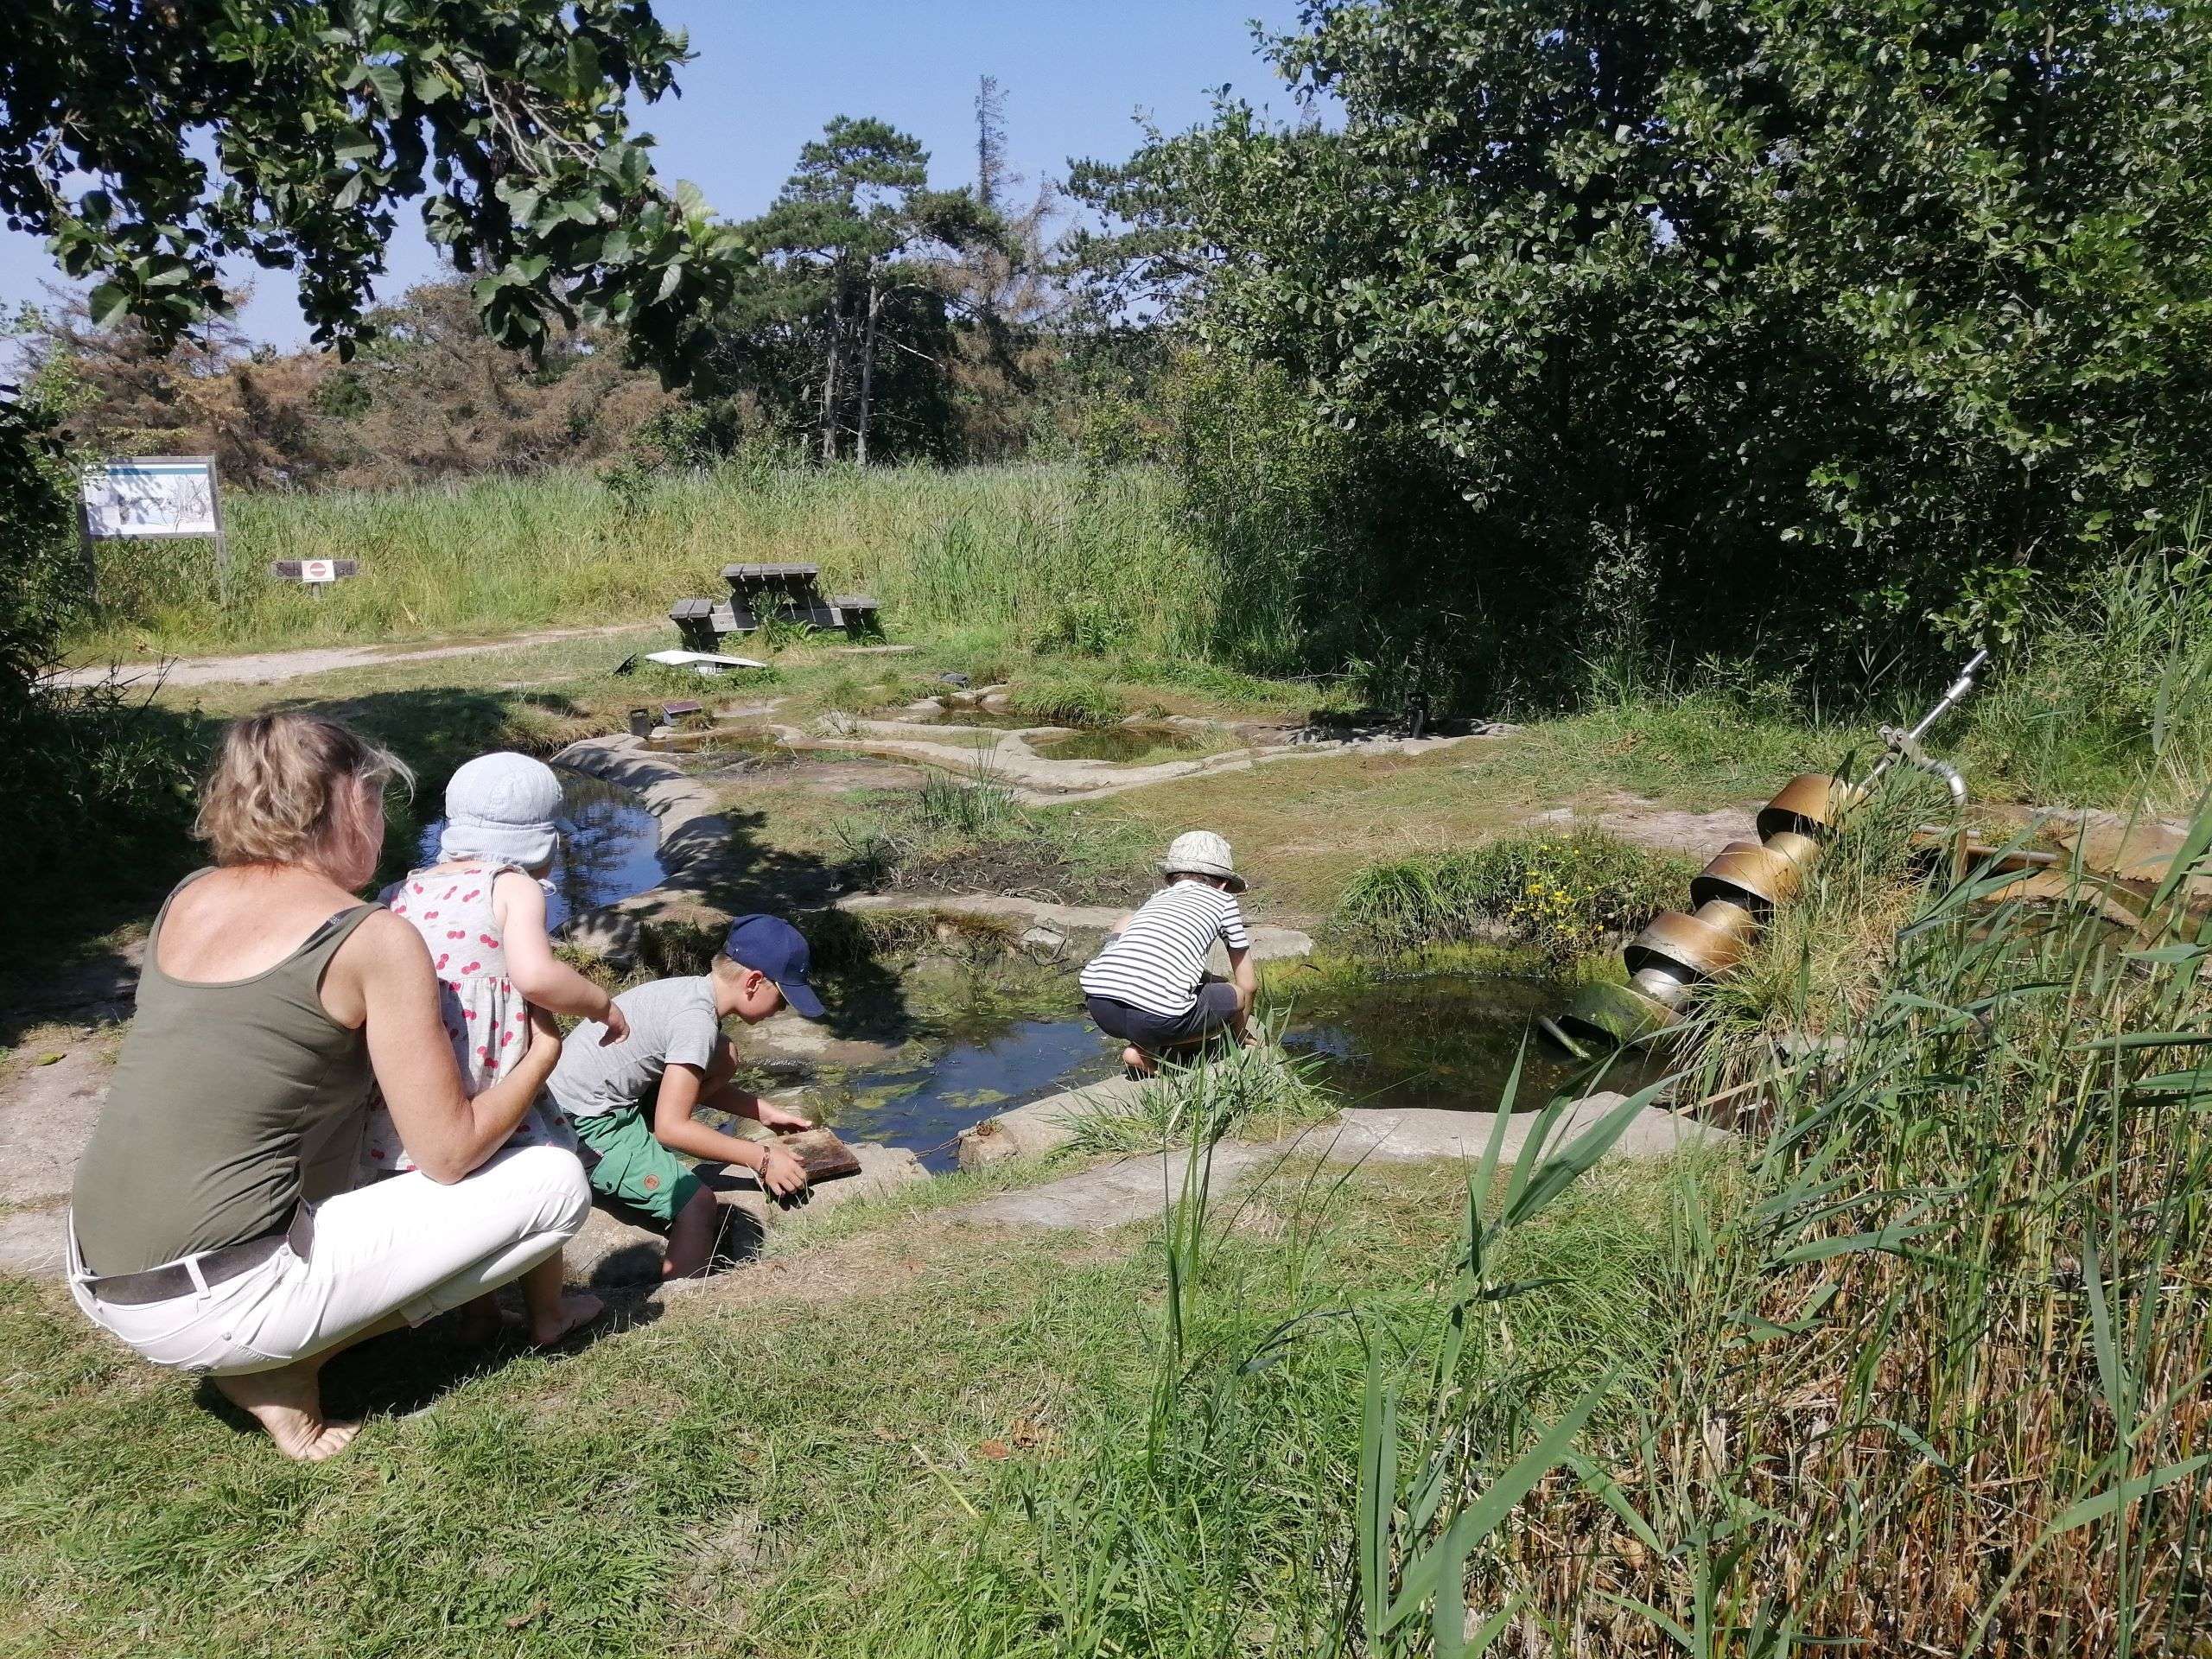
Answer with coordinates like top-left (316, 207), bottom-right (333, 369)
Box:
top-left (570, 1104), bottom-right (704, 1224)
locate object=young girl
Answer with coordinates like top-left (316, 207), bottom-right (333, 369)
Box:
top-left (362, 752), bottom-right (631, 1345)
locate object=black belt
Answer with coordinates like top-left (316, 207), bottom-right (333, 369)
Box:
top-left (79, 1211), bottom-right (305, 1306)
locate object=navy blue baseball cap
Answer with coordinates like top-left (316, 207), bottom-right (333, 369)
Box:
top-left (721, 914), bottom-right (825, 1020)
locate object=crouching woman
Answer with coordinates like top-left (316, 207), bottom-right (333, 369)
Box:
top-left (67, 713), bottom-right (592, 1460)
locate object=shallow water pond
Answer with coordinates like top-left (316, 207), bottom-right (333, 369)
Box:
top-left (789, 951), bottom-right (1655, 1166)
top-left (903, 707), bottom-right (1041, 731)
top-left (810, 1016), bottom-right (1122, 1168)
top-left (1261, 964), bottom-right (1663, 1113)
top-left (1031, 724), bottom-right (1211, 764)
top-left (414, 769), bottom-right (663, 932)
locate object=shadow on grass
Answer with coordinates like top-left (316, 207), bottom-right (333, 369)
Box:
top-left (190, 1291), bottom-right (672, 1433)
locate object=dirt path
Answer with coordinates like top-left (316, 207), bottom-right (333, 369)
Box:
top-left (51, 622), bottom-right (661, 690)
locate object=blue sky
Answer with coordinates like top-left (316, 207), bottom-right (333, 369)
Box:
top-left (0, 1), bottom-right (1306, 347)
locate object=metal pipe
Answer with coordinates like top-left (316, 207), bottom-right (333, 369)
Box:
top-left (1921, 756), bottom-right (1967, 809)
top-left (1550, 645), bottom-right (1994, 1053)
top-left (1863, 648), bottom-right (1988, 791)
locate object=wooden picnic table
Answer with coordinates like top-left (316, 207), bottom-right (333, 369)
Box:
top-left (667, 563), bottom-right (881, 648)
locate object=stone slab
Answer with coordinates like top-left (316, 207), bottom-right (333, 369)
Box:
top-left (0, 1205), bottom-right (67, 1277)
top-left (1323, 1092), bottom-right (1727, 1165)
top-left (955, 1141), bottom-right (1280, 1232)
top-left (957, 1076), bottom-right (1144, 1170)
top-left (951, 1093), bottom-right (1730, 1233)
top-left (778, 720), bottom-right (1482, 806)
top-left (0, 1049), bottom-right (110, 1205)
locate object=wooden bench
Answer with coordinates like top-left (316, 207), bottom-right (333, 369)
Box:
top-left (667, 595), bottom-right (722, 652)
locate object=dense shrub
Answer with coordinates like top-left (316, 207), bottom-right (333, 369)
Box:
top-left (0, 391), bottom-right (200, 924)
top-left (1964, 524), bottom-right (2212, 810)
top-left (1085, 3), bottom-right (2212, 706)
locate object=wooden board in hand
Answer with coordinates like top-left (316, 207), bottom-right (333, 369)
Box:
top-left (779, 1128), bottom-right (864, 1185)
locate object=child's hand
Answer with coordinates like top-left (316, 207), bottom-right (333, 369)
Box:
top-left (756, 1097), bottom-right (813, 1132)
top-left (757, 1143), bottom-right (810, 1202)
top-left (597, 1001), bottom-right (631, 1046)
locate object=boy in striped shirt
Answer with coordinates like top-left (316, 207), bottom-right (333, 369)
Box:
top-left (1080, 831), bottom-right (1257, 1076)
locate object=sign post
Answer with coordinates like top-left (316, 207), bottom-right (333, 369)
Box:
top-left (79, 455), bottom-right (228, 603)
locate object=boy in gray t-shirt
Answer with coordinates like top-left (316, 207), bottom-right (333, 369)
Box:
top-left (547, 915), bottom-right (823, 1278)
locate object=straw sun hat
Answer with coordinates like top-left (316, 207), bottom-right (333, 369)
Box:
top-left (1160, 830), bottom-right (1246, 893)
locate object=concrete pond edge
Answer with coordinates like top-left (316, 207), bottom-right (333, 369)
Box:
top-left (952, 1090), bottom-right (1734, 1231)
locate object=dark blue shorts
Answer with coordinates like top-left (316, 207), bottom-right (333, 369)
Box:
top-left (1084, 980), bottom-right (1242, 1054)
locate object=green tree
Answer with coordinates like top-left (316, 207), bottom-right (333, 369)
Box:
top-left (730, 117), bottom-right (998, 463)
top-left (1081, 2), bottom-right (2212, 691)
top-left (0, 1), bottom-right (747, 381)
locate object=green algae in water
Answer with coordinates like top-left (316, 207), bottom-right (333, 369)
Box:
top-left (1260, 957), bottom-right (1664, 1112)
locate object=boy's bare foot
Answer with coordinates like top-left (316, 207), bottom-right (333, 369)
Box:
top-left (530, 1291), bottom-right (605, 1348)
top-left (214, 1364), bottom-right (361, 1461)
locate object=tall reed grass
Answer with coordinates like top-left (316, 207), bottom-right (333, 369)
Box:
top-left (67, 462), bottom-right (1221, 662)
top-left (1964, 525), bottom-right (2212, 810)
top-left (885, 789), bottom-right (2212, 1652)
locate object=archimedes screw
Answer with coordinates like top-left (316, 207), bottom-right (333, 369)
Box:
top-left (1547, 651), bottom-right (1988, 1051)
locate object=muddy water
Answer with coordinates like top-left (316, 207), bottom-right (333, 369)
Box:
top-left (414, 769), bottom-right (664, 932)
top-left (905, 708), bottom-right (1041, 731)
top-left (791, 952), bottom-right (1652, 1167)
top-left (1031, 724), bottom-right (1210, 764)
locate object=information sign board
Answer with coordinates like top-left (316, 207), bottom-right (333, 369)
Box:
top-left (80, 457), bottom-right (221, 539)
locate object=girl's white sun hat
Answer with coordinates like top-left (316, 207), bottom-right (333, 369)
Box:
top-left (437, 752), bottom-right (563, 869)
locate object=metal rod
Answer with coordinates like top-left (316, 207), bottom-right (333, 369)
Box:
top-left (1862, 648), bottom-right (1988, 791)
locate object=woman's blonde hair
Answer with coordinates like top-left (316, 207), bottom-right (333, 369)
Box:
top-left (194, 712), bottom-right (413, 868)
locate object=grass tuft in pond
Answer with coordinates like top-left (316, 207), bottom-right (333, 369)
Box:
top-left (831, 755), bottom-right (1153, 906)
top-left (1334, 825), bottom-right (1694, 966)
top-left (1068, 1025), bottom-right (1338, 1154)
top-left (1005, 670), bottom-right (1127, 728)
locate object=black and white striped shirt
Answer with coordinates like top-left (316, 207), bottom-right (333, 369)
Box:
top-left (1079, 880), bottom-right (1250, 1017)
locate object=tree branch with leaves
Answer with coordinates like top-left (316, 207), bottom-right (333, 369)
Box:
top-left (0, 0), bottom-right (750, 383)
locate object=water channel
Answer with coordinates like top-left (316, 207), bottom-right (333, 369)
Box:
top-left (413, 767), bottom-right (664, 932)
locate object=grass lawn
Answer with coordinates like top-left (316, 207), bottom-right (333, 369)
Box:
top-left (0, 1151), bottom-right (1706, 1656)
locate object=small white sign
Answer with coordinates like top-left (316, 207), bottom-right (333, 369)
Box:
top-left (300, 558), bottom-right (338, 584)
top-left (80, 457), bottom-right (222, 540)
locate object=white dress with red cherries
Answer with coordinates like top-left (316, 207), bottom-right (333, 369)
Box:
top-left (359, 862), bottom-right (575, 1177)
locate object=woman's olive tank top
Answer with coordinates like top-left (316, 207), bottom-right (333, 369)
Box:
top-left (71, 871), bottom-right (381, 1276)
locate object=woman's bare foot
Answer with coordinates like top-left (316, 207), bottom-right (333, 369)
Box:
top-left (452, 1294), bottom-right (524, 1347)
top-left (1122, 1045), bottom-right (1158, 1078)
top-left (530, 1291), bottom-right (605, 1348)
top-left (214, 1363), bottom-right (361, 1461)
